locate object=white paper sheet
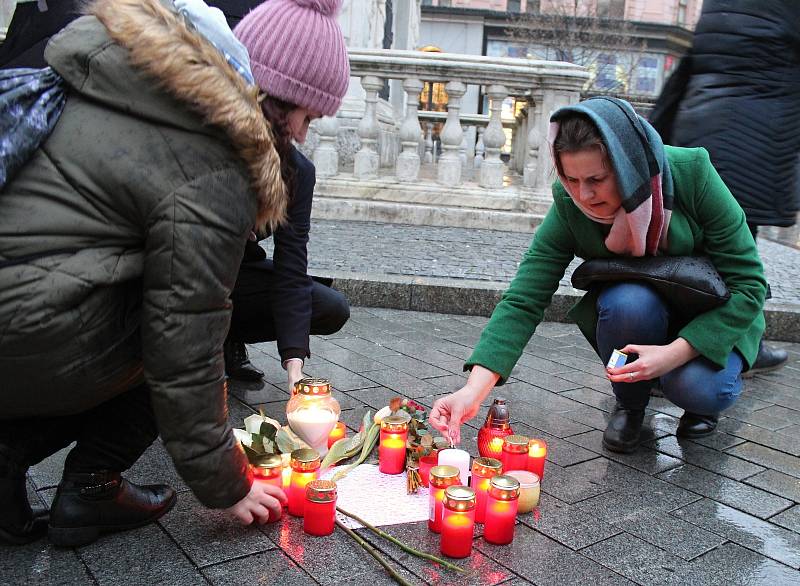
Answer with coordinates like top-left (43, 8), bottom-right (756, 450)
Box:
top-left (321, 464), bottom-right (430, 529)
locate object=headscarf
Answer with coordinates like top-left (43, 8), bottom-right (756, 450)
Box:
top-left (548, 97), bottom-right (674, 257)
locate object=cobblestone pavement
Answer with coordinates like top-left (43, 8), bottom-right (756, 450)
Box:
top-left (299, 221), bottom-right (800, 307)
top-left (5, 307), bottom-right (800, 585)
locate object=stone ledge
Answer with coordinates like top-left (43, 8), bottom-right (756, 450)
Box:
top-left (326, 271), bottom-right (800, 343)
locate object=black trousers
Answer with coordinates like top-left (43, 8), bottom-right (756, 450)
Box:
top-left (0, 384), bottom-right (158, 474)
top-left (228, 261), bottom-right (350, 344)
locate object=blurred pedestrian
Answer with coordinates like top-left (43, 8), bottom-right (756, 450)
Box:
top-left (650, 0), bottom-right (800, 376)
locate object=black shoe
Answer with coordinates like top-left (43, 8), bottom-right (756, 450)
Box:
top-left (676, 412), bottom-right (719, 438)
top-left (48, 471), bottom-right (176, 547)
top-left (224, 340), bottom-right (264, 382)
top-left (742, 341), bottom-right (788, 378)
top-left (0, 447), bottom-right (48, 545)
top-left (602, 405), bottom-right (645, 454)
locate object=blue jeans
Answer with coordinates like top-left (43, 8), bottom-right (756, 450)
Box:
top-left (596, 282), bottom-right (743, 415)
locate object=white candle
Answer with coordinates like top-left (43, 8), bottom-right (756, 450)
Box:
top-left (287, 408), bottom-right (337, 456)
top-left (437, 448), bottom-right (471, 485)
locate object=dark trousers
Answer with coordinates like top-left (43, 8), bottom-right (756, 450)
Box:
top-left (0, 385), bottom-right (158, 474)
top-left (228, 261), bottom-right (350, 344)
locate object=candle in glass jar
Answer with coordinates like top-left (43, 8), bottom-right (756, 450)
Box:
top-left (477, 398), bottom-right (514, 458)
top-left (526, 439), bottom-right (547, 480)
top-left (427, 465), bottom-right (460, 533)
top-left (328, 421), bottom-right (347, 449)
top-left (440, 486), bottom-right (476, 558)
top-left (287, 378), bottom-right (340, 457)
top-left (483, 474), bottom-right (520, 545)
top-left (417, 454), bottom-right (438, 487)
top-left (379, 413), bottom-right (410, 475)
top-left (252, 454), bottom-right (284, 490)
top-left (505, 470), bottom-right (540, 513)
top-left (500, 434), bottom-right (529, 473)
top-left (471, 457), bottom-right (502, 524)
top-left (437, 448), bottom-right (471, 485)
top-left (288, 448), bottom-right (320, 517)
top-left (303, 479), bottom-right (337, 536)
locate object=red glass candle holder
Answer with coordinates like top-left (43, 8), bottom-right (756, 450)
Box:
top-left (471, 457), bottom-right (502, 524)
top-left (252, 454), bottom-right (284, 490)
top-left (328, 421), bottom-right (347, 449)
top-left (477, 398), bottom-right (513, 458)
top-left (483, 474), bottom-right (520, 545)
top-left (288, 448), bottom-right (320, 517)
top-left (303, 479), bottom-right (337, 536)
top-left (526, 438), bottom-right (547, 480)
top-left (418, 454), bottom-right (438, 488)
top-left (379, 413), bottom-right (410, 475)
top-left (500, 434), bottom-right (529, 473)
top-left (440, 486), bottom-right (476, 559)
top-left (427, 465), bottom-right (460, 533)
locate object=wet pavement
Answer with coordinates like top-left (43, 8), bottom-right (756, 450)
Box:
top-left (4, 307), bottom-right (800, 586)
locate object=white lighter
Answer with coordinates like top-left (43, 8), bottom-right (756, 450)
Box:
top-left (607, 349), bottom-right (628, 369)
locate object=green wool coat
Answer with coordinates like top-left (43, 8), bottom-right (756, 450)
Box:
top-left (467, 146), bottom-right (767, 383)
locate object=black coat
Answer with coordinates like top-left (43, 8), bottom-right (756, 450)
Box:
top-left (240, 146), bottom-right (315, 360)
top-left (650, 0), bottom-right (800, 227)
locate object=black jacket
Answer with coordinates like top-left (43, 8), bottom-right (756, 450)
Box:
top-left (650, 0), bottom-right (800, 227)
top-left (241, 146), bottom-right (315, 361)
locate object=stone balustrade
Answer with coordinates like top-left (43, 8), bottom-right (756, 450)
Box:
top-left (309, 49), bottom-right (589, 231)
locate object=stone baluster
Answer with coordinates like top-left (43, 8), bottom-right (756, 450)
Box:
top-left (423, 122), bottom-right (434, 164)
top-left (437, 81), bottom-right (466, 185)
top-left (395, 77), bottom-right (424, 182)
top-left (313, 116), bottom-right (340, 179)
top-left (354, 75), bottom-right (383, 180)
top-left (480, 84), bottom-right (508, 189)
top-left (474, 127), bottom-right (485, 169)
top-left (459, 125), bottom-right (468, 170)
top-left (523, 97), bottom-right (541, 188)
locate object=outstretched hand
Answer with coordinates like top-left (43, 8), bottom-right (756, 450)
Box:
top-left (225, 479), bottom-right (287, 525)
top-left (429, 386), bottom-right (483, 445)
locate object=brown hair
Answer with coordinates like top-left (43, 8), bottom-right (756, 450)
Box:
top-left (260, 96), bottom-right (297, 195)
top-left (552, 114), bottom-right (607, 176)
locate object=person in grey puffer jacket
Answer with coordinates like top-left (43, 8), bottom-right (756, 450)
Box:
top-left (0, 0), bottom-right (348, 547)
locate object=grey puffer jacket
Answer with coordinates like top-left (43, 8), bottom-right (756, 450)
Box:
top-left (0, 0), bottom-right (286, 508)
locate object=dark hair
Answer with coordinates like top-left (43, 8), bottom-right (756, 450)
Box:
top-left (552, 113), bottom-right (607, 176)
top-left (260, 95), bottom-right (297, 195)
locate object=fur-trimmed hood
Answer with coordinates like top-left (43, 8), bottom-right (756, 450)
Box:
top-left (48, 0), bottom-right (287, 230)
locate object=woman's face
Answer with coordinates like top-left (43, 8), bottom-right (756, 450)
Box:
top-left (287, 107), bottom-right (322, 144)
top-left (559, 148), bottom-right (622, 215)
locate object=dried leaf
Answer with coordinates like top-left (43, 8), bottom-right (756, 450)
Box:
top-left (389, 397), bottom-right (402, 413)
top-left (420, 434), bottom-right (433, 448)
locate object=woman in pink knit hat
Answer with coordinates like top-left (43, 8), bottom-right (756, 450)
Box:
top-left (222, 0), bottom-right (353, 393)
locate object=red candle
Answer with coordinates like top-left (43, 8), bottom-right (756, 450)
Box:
top-left (483, 475), bottom-right (520, 545)
top-left (500, 434), bottom-right (529, 472)
top-left (417, 454), bottom-right (438, 488)
top-left (526, 439), bottom-right (547, 480)
top-left (252, 454), bottom-right (284, 490)
top-left (379, 414), bottom-right (410, 475)
top-left (440, 486), bottom-right (476, 558)
top-left (471, 457), bottom-right (502, 524)
top-left (477, 398), bottom-right (514, 458)
top-left (428, 465), bottom-right (460, 533)
top-left (303, 479), bottom-right (337, 536)
top-left (288, 448), bottom-right (320, 517)
top-left (328, 421), bottom-right (347, 449)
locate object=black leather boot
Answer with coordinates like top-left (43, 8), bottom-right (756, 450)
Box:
top-left (742, 341), bottom-right (788, 378)
top-left (677, 412), bottom-right (719, 438)
top-left (48, 471), bottom-right (176, 547)
top-left (602, 405), bottom-right (645, 453)
top-left (224, 340), bottom-right (264, 382)
top-left (0, 447), bottom-right (48, 545)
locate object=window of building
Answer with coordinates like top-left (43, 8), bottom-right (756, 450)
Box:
top-left (597, 0), bottom-right (625, 19)
top-left (677, 0), bottom-right (687, 25)
top-left (507, 0), bottom-right (521, 13)
top-left (525, 0), bottom-right (540, 13)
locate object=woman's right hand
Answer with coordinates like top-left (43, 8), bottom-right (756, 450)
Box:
top-left (225, 479), bottom-right (288, 525)
top-left (429, 386), bottom-right (484, 445)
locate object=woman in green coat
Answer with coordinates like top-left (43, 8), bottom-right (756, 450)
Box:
top-left (429, 97), bottom-right (767, 454)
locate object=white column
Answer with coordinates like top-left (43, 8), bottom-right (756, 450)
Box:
top-left (474, 127), bottom-right (485, 169)
top-left (354, 75), bottom-right (383, 179)
top-left (479, 84), bottom-right (508, 189)
top-left (423, 122), bottom-right (434, 164)
top-left (437, 81), bottom-right (466, 186)
top-left (396, 78), bottom-right (424, 182)
top-left (313, 116), bottom-right (340, 179)
top-left (523, 97), bottom-right (541, 188)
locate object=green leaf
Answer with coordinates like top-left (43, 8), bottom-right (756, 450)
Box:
top-left (249, 434), bottom-right (265, 454)
top-left (260, 421), bottom-right (278, 442)
top-left (242, 444), bottom-right (262, 464)
top-left (263, 438), bottom-right (276, 454)
top-left (275, 427), bottom-right (299, 454)
top-left (332, 423), bottom-right (380, 482)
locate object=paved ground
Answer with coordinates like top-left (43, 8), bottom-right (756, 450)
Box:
top-left (4, 306), bottom-right (800, 586)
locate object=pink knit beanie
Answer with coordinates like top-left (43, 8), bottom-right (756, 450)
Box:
top-left (234, 0), bottom-right (350, 117)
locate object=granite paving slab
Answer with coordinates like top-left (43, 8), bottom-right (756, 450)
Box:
top-left (744, 469), bottom-right (800, 503)
top-left (770, 505), bottom-right (800, 534)
top-left (646, 436), bottom-right (766, 481)
top-left (201, 550), bottom-right (315, 585)
top-left (580, 532), bottom-right (686, 586)
top-left (726, 442), bottom-right (800, 479)
top-left (0, 541), bottom-right (94, 585)
top-left (609, 511), bottom-right (726, 561)
top-left (568, 430), bottom-right (684, 475)
top-left (521, 495), bottom-right (623, 550)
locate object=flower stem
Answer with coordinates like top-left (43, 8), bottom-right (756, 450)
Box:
top-left (335, 520), bottom-right (414, 586)
top-left (337, 507), bottom-right (465, 573)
